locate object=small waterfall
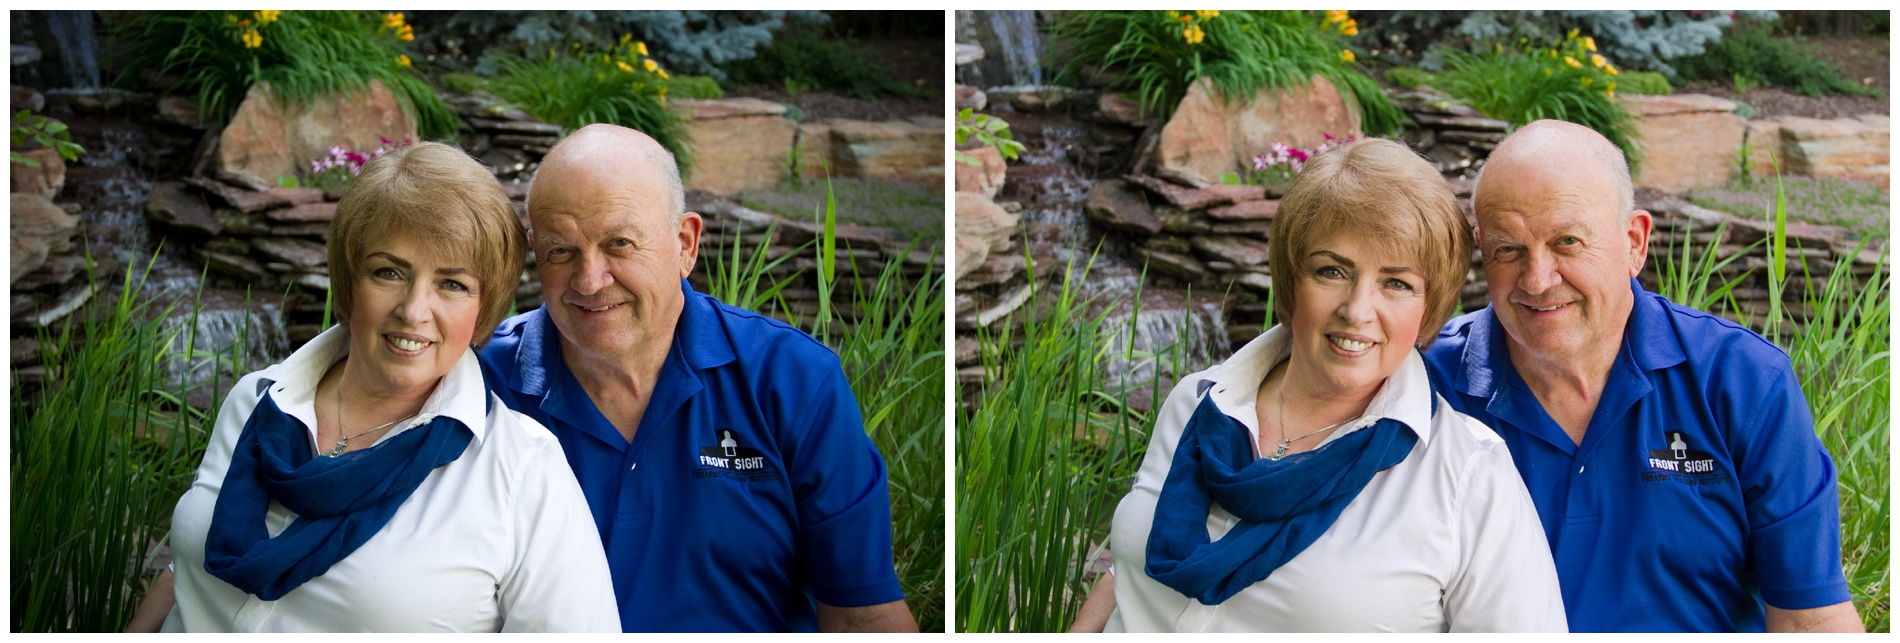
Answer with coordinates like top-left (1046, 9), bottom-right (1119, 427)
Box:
top-left (160, 300), bottom-right (290, 399)
top-left (43, 11), bottom-right (101, 88)
top-left (984, 10), bottom-right (1044, 87)
top-left (1097, 301), bottom-right (1231, 405)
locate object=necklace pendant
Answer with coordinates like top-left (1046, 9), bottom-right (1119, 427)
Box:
top-left (1268, 441), bottom-right (1290, 460)
top-left (324, 440), bottom-right (347, 457)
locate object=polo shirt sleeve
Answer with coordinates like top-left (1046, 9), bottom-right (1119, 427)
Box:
top-left (783, 364), bottom-right (904, 608)
top-left (496, 413), bottom-right (621, 632)
top-left (1443, 424), bottom-right (1568, 632)
top-left (1736, 368), bottom-right (1851, 610)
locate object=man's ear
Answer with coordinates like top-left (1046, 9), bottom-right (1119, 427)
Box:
top-left (1625, 209), bottom-right (1653, 277)
top-left (677, 211), bottom-right (703, 279)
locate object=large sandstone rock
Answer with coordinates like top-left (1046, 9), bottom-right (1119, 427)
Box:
top-left (1083, 179), bottom-right (1162, 235)
top-left (956, 191), bottom-right (1020, 252)
top-left (216, 80), bottom-right (419, 188)
top-left (955, 145), bottom-right (1006, 198)
top-left (145, 181), bottom-right (222, 235)
top-left (677, 98), bottom-right (795, 195)
top-left (1626, 93), bottom-right (1746, 193)
top-left (1743, 119), bottom-right (1783, 176)
top-left (1777, 115), bottom-right (1889, 186)
top-left (10, 193), bottom-right (78, 254)
top-left (10, 148), bottom-right (66, 199)
top-left (829, 117), bottom-right (945, 183)
top-left (11, 235), bottom-right (47, 284)
top-left (1158, 76), bottom-right (1363, 185)
top-left (792, 121), bottom-right (833, 180)
top-left (954, 235), bottom-right (989, 282)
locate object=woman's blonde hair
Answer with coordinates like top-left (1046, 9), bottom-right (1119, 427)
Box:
top-left (327, 142), bottom-right (525, 347)
top-left (1268, 138), bottom-right (1472, 348)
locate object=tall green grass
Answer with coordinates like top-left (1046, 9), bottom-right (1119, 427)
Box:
top-left (701, 176), bottom-right (945, 631)
top-left (1433, 37), bottom-right (1644, 170)
top-left (486, 43), bottom-right (694, 176)
top-left (10, 257), bottom-right (252, 631)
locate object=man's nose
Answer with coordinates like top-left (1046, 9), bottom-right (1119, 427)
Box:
top-left (1518, 249), bottom-right (1561, 295)
top-left (571, 251), bottom-right (613, 295)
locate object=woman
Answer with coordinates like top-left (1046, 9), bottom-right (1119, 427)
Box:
top-left (1071, 138), bottom-right (1564, 632)
top-left (135, 143), bottom-right (619, 631)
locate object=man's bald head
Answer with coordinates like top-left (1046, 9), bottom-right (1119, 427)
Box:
top-left (529, 123), bottom-right (685, 225)
top-left (1476, 119), bottom-right (1634, 220)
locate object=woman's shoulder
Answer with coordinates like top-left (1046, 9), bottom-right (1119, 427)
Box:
top-left (1418, 397), bottom-right (1513, 470)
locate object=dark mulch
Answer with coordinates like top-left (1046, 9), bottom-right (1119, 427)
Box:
top-left (723, 38), bottom-right (942, 122)
top-left (1677, 34), bottom-right (1889, 120)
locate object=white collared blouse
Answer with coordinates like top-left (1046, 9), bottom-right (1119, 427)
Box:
top-left (1104, 324), bottom-right (1566, 632)
top-left (163, 325), bottom-right (620, 632)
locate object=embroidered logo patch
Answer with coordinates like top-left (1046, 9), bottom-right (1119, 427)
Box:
top-left (693, 429), bottom-right (781, 482)
top-left (1640, 431), bottom-right (1731, 485)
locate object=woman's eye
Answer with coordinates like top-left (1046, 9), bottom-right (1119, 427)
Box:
top-left (373, 267), bottom-right (401, 280)
top-left (1315, 266), bottom-right (1345, 279)
top-left (442, 279), bottom-right (470, 293)
top-left (1386, 278), bottom-right (1417, 292)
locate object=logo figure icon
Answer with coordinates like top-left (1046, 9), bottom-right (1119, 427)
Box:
top-left (1669, 432), bottom-right (1687, 460)
top-left (720, 430), bottom-right (739, 457)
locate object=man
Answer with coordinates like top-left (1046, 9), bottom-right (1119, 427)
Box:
top-left (1421, 119), bottom-right (1860, 632)
top-left (479, 124), bottom-right (916, 632)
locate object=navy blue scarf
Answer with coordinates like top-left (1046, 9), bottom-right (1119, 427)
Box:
top-left (203, 383), bottom-right (477, 600)
top-left (1144, 389), bottom-right (1421, 605)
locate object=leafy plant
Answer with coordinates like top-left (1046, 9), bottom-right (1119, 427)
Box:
top-left (427, 10), bottom-right (828, 81)
top-left (955, 108), bottom-right (1025, 167)
top-left (1615, 70), bottom-right (1673, 94)
top-left (1357, 10), bottom-right (1777, 76)
top-left (666, 75), bottom-right (726, 100)
top-left (1385, 66), bottom-right (1435, 89)
top-left (1049, 10), bottom-right (1403, 135)
top-left (438, 71), bottom-right (490, 95)
top-left (113, 11), bottom-right (459, 141)
top-left (722, 23), bottom-right (925, 100)
top-left (1673, 17), bottom-right (1881, 98)
top-left (10, 110), bottom-right (85, 167)
top-left (486, 38), bottom-right (694, 176)
top-left (1434, 31), bottom-right (1644, 170)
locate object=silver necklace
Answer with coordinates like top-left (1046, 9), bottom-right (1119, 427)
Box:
top-left (1269, 378), bottom-right (1356, 460)
top-left (325, 382), bottom-right (412, 457)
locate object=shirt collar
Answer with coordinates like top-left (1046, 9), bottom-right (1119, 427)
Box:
top-left (509, 280), bottom-right (737, 394)
top-left (265, 324), bottom-right (491, 446)
top-left (1458, 277), bottom-right (1685, 397)
top-left (1200, 323), bottom-right (1436, 449)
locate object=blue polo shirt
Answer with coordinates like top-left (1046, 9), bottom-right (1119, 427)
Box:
top-left (478, 280), bottom-right (902, 632)
top-left (1422, 279), bottom-right (1848, 632)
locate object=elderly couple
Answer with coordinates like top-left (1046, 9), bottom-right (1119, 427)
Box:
top-left (1070, 121), bottom-right (1862, 633)
top-left (128, 125), bottom-right (918, 632)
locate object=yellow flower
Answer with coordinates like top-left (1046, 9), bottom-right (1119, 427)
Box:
top-left (1583, 36), bottom-right (1597, 52)
top-left (636, 41), bottom-right (649, 56)
top-left (643, 58), bottom-right (659, 72)
top-left (1326, 9), bottom-right (1349, 23)
top-left (620, 33), bottom-right (632, 45)
top-left (1605, 64), bottom-right (1619, 75)
top-left (255, 10), bottom-right (279, 24)
top-left (1549, 49), bottom-right (1558, 58)
top-left (1606, 81), bottom-right (1616, 93)
top-left (1567, 28), bottom-right (1579, 39)
top-left (617, 60), bottom-right (634, 73)
top-left (1591, 54), bottom-right (1606, 68)
top-left (383, 12), bottom-right (404, 29)
top-left (226, 14), bottom-right (238, 24)
top-left (1341, 48), bottom-right (1355, 62)
top-left (237, 18), bottom-right (252, 28)
top-left (1341, 19), bottom-right (1357, 36)
top-left (241, 29), bottom-right (262, 49)
top-left (1564, 55), bottom-right (1580, 68)
top-left (1182, 24), bottom-right (1205, 44)
top-left (398, 54), bottom-right (412, 67)
top-left (399, 24), bottom-right (414, 41)
top-left (1196, 10), bottom-right (1219, 19)
top-left (1168, 10), bottom-right (1180, 19)
top-left (656, 69), bottom-right (670, 80)
top-left (1179, 13), bottom-right (1193, 23)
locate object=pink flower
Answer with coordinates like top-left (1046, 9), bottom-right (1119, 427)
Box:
top-left (1322, 132), bottom-right (1334, 141)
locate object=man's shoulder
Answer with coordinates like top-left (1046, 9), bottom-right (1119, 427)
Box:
top-left (692, 290), bottom-right (842, 366)
top-left (1643, 290), bottom-right (1793, 371)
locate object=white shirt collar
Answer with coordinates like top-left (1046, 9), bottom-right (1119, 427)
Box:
top-left (262, 325), bottom-right (491, 448)
top-left (1196, 323), bottom-right (1435, 450)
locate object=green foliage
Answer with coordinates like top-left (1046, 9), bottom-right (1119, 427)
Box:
top-left (1673, 18), bottom-right (1881, 98)
top-left (431, 10), bottom-right (826, 81)
top-left (1434, 33), bottom-right (1644, 170)
top-left (955, 108), bottom-right (1025, 167)
top-left (722, 24), bottom-right (924, 99)
top-left (1617, 70), bottom-right (1674, 94)
top-left (486, 40), bottom-right (694, 176)
top-left (1385, 66), bottom-right (1435, 89)
top-left (113, 11), bottom-right (459, 141)
top-left (438, 71), bottom-right (490, 94)
top-left (1359, 10), bottom-right (1777, 76)
top-left (12, 258), bottom-right (244, 631)
top-left (10, 110), bottom-right (85, 167)
top-left (1049, 10), bottom-right (1403, 136)
top-left (666, 75), bottom-right (725, 100)
top-left (702, 176), bottom-right (946, 631)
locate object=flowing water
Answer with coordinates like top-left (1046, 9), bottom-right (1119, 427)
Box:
top-left (42, 10), bottom-right (101, 88)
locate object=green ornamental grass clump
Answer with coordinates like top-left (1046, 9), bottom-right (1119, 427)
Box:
top-left (115, 10), bottom-right (458, 141)
top-left (1049, 10), bottom-right (1403, 135)
top-left (1384, 66), bottom-right (1435, 89)
top-left (1434, 31), bottom-right (1644, 170)
top-left (486, 37), bottom-right (694, 176)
